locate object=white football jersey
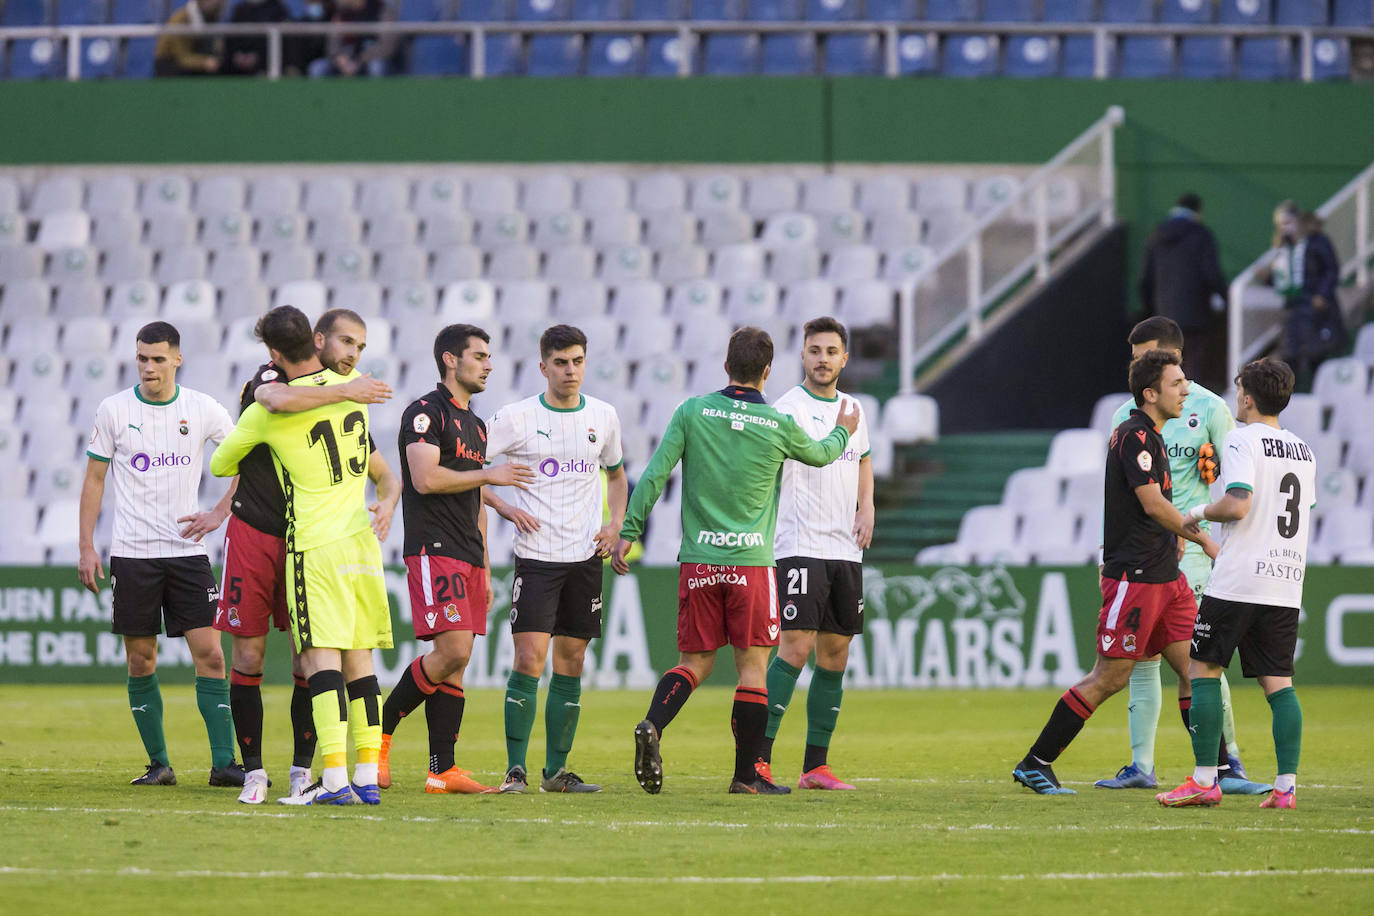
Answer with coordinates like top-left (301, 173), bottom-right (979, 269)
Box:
top-left (1204, 422), bottom-right (1317, 609)
top-left (485, 393), bottom-right (623, 564)
top-left (772, 385), bottom-right (871, 563)
top-left (87, 385), bottom-right (234, 559)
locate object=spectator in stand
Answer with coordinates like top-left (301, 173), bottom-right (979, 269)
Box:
top-left (1258, 201), bottom-right (1346, 389)
top-left (308, 0), bottom-right (397, 78)
top-left (1139, 193), bottom-right (1229, 391)
top-left (154, 0), bottom-right (225, 76)
top-left (224, 0), bottom-right (292, 76)
top-left (287, 0), bottom-right (336, 75)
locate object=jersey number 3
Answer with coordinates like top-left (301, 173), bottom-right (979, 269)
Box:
top-left (1277, 472), bottom-right (1301, 540)
top-left (308, 410), bottom-right (368, 485)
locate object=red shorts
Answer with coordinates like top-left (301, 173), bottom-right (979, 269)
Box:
top-left (1096, 573), bottom-right (1196, 660)
top-left (214, 514), bottom-right (289, 637)
top-left (405, 554), bottom-right (488, 639)
top-left (676, 564), bottom-right (779, 653)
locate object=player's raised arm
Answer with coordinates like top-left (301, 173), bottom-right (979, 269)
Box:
top-left (255, 373), bottom-right (393, 414)
top-left (780, 398), bottom-right (854, 467)
top-left (209, 406), bottom-right (266, 477)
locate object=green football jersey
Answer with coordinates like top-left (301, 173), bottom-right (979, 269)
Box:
top-left (210, 368), bottom-right (372, 552)
top-left (620, 388), bottom-right (850, 567)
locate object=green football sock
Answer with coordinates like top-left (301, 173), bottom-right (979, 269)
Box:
top-left (544, 673), bottom-right (582, 776)
top-left (764, 656), bottom-right (802, 741)
top-left (127, 674), bottom-right (169, 767)
top-left (1267, 686), bottom-right (1302, 777)
top-left (195, 675), bottom-right (235, 769)
top-left (504, 670), bottom-right (539, 771)
top-left (1188, 677), bottom-right (1224, 768)
top-left (805, 665), bottom-right (845, 749)
top-left (1126, 659), bottom-right (1162, 772)
top-left (1219, 672), bottom-right (1240, 757)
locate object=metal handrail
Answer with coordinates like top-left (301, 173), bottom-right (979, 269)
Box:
top-left (0, 20), bottom-right (1364, 81)
top-left (895, 105), bottom-right (1124, 395)
top-left (1226, 158), bottom-right (1374, 381)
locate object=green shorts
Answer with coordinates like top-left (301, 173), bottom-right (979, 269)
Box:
top-left (1180, 548), bottom-right (1213, 604)
top-left (286, 528), bottom-right (393, 652)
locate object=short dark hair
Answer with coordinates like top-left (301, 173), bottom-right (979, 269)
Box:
top-left (315, 308), bottom-right (366, 337)
top-left (136, 321), bottom-right (180, 349)
top-left (1237, 358), bottom-right (1295, 417)
top-left (1129, 349), bottom-right (1181, 408)
top-left (539, 324), bottom-right (588, 360)
top-left (434, 323), bottom-right (490, 378)
top-left (1177, 193), bottom-right (1202, 213)
top-left (255, 306), bottom-right (316, 364)
top-left (802, 316), bottom-right (848, 351)
top-left (725, 326), bottom-right (774, 385)
top-left (1128, 316), bottom-right (1185, 351)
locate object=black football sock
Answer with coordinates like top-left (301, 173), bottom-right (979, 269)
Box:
top-left (731, 687), bottom-right (769, 783)
top-left (290, 675), bottom-right (316, 768)
top-left (383, 655), bottom-right (436, 736)
top-left (645, 665), bottom-right (698, 736)
top-left (229, 669), bottom-right (265, 772)
top-left (1025, 688), bottom-right (1096, 766)
top-left (803, 744), bottom-right (829, 772)
top-left (426, 684), bottom-right (465, 774)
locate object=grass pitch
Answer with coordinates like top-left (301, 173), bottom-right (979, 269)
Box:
top-left (2, 683), bottom-right (1372, 914)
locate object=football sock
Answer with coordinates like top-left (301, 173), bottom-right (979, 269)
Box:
top-left (645, 665), bottom-right (698, 736)
top-left (229, 669), bottom-right (265, 772)
top-left (731, 686), bottom-right (769, 783)
top-left (426, 684), bottom-right (464, 774)
top-left (1219, 672), bottom-right (1240, 758)
top-left (127, 673), bottom-right (169, 767)
top-left (308, 670), bottom-right (349, 792)
top-left (290, 675), bottom-right (316, 768)
top-left (195, 675), bottom-right (236, 769)
top-left (804, 665), bottom-right (845, 768)
top-left (1026, 688), bottom-right (1096, 765)
top-left (1126, 658), bottom-right (1162, 772)
top-left (1267, 686), bottom-right (1302, 778)
top-left (382, 655), bottom-right (436, 736)
top-left (1274, 773), bottom-right (1297, 793)
top-left (544, 672), bottom-right (581, 776)
top-left (1187, 678), bottom-right (1224, 774)
top-left (764, 656), bottom-right (802, 743)
top-left (504, 670), bottom-right (540, 770)
top-left (347, 675), bottom-right (382, 785)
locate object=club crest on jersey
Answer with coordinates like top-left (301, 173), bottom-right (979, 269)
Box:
top-left (782, 602), bottom-right (798, 621)
top-left (260, 369), bottom-right (278, 382)
top-left (1123, 634), bottom-right (1137, 653)
top-left (443, 603), bottom-right (461, 623)
top-left (1137, 451), bottom-right (1153, 472)
top-left (1187, 413), bottom-right (1200, 429)
top-left (412, 414), bottom-right (431, 434)
top-left (588, 428), bottom-right (597, 443)
top-left (179, 419), bottom-right (189, 436)
top-left (227, 607), bottom-right (241, 627)
top-left (311, 374), bottom-right (327, 386)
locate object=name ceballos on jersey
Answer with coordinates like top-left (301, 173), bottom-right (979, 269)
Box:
top-left (696, 528), bottom-right (766, 548)
top-left (687, 564), bottom-right (750, 589)
top-left (537, 456), bottom-right (598, 478)
top-left (130, 451), bottom-right (193, 472)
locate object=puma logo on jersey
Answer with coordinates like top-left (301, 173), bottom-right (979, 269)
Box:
top-left (127, 424), bottom-right (141, 433)
top-left (537, 429), bottom-right (552, 439)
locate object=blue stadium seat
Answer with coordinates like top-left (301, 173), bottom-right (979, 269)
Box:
top-left (1237, 36), bottom-right (1293, 79)
top-left (761, 32), bottom-right (816, 73)
top-left (1178, 35), bottom-right (1233, 78)
top-left (410, 34), bottom-right (469, 74)
top-left (11, 38), bottom-right (64, 78)
top-left (983, 0), bottom-right (1035, 20)
top-left (397, 0), bottom-right (443, 20)
top-left (630, 0), bottom-right (685, 16)
top-left (587, 33), bottom-right (643, 74)
top-left (943, 34), bottom-right (999, 76)
top-left (691, 0), bottom-right (744, 16)
top-left (1003, 34), bottom-right (1058, 76)
top-left (572, 0), bottom-right (628, 17)
top-left (1118, 35), bottom-right (1173, 77)
top-left (1333, 0), bottom-right (1372, 23)
top-left (1310, 36), bottom-right (1350, 79)
top-left (702, 33), bottom-right (758, 72)
top-left (57, 0), bottom-right (107, 24)
top-left (1101, 0), bottom-right (1154, 19)
top-left (527, 34), bottom-right (582, 74)
top-left (515, 0), bottom-right (570, 19)
top-left (482, 32), bottom-right (524, 73)
top-left (805, 0), bottom-right (860, 19)
top-left (1040, 0), bottom-right (1095, 19)
top-left (1061, 34), bottom-right (1096, 76)
top-left (867, 0), bottom-right (917, 17)
top-left (110, 0), bottom-right (160, 22)
top-left (645, 33), bottom-right (691, 73)
top-left (81, 36), bottom-right (119, 77)
top-left (750, 0), bottom-right (801, 17)
top-left (896, 32), bottom-right (936, 73)
top-left (1219, 0), bottom-right (1273, 23)
top-left (824, 32), bottom-right (879, 74)
top-left (457, 0), bottom-right (511, 19)
top-left (122, 36), bottom-right (155, 76)
top-left (1275, 0), bottom-right (1329, 23)
top-left (2, 0), bottom-right (51, 25)
top-left (925, 0), bottom-right (978, 19)
top-left (1160, 0), bottom-right (1212, 21)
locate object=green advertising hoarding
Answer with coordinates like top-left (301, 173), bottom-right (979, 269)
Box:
top-left (1, 564), bottom-right (1371, 687)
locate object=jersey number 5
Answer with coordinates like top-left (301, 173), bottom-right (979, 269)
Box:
top-left (308, 410), bottom-right (369, 485)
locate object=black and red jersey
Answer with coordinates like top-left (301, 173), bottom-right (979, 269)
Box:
top-left (1103, 408), bottom-right (1178, 584)
top-left (398, 384), bottom-right (487, 566)
top-left (228, 362), bottom-right (288, 539)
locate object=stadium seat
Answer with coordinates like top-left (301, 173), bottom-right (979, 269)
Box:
top-left (867, 0), bottom-right (916, 16)
top-left (955, 505), bottom-right (1022, 564)
top-left (703, 34), bottom-right (760, 75)
top-left (645, 34), bottom-right (692, 75)
top-left (69, 352), bottom-right (120, 392)
top-left (744, 175), bottom-right (798, 219)
top-left (1017, 505), bottom-right (1081, 558)
top-left (121, 37), bottom-right (156, 77)
top-left (271, 280), bottom-right (327, 319)
top-left (409, 36), bottom-right (470, 75)
top-left (824, 34), bottom-right (880, 75)
top-left (761, 33), bottom-right (817, 75)
top-left (1046, 428), bottom-right (1105, 474)
top-left (396, 0), bottom-right (442, 18)
top-left (881, 392), bottom-right (939, 443)
top-left (983, 0), bottom-right (1035, 18)
top-left (970, 175), bottom-right (1018, 215)
top-left (430, 244), bottom-right (485, 283)
top-left (544, 245), bottom-right (597, 282)
top-left (487, 244), bottom-right (540, 281)
top-left (31, 177), bottom-right (83, 219)
top-left (61, 316), bottom-right (114, 356)
top-left (108, 279), bottom-right (159, 323)
top-left (439, 280), bottom-right (497, 321)
top-left (824, 244), bottom-right (878, 282)
top-left (552, 281), bottom-right (609, 317)
top-left (630, 0), bottom-right (685, 15)
top-left (602, 244), bottom-right (654, 283)
top-left (621, 313), bottom-right (676, 360)
top-left (768, 245), bottom-right (820, 283)
top-left (0, 246), bottom-right (45, 283)
top-left (1238, 36), bottom-right (1294, 78)
top-left (587, 34), bottom-right (643, 76)
top-left (6, 318), bottom-right (60, 355)
top-left (1041, 0), bottom-right (1095, 18)
top-left (761, 211), bottom-right (818, 248)
top-left (10, 37), bottom-right (64, 80)
top-left (1061, 34), bottom-right (1097, 77)
top-left (1220, 0), bottom-right (1273, 22)
top-left (1001, 466), bottom-right (1065, 514)
top-left (366, 213), bottom-right (419, 250)
top-left (857, 176), bottom-right (910, 215)
top-left (699, 210), bottom-right (752, 247)
top-left (477, 211), bottom-right (530, 247)
top-left (1160, 0), bottom-right (1214, 18)
top-left (421, 213), bottom-right (475, 250)
top-left (0, 214), bottom-right (24, 250)
top-left (1089, 391), bottom-right (1130, 434)
top-left (457, 0), bottom-right (511, 18)
top-left (1315, 508), bottom-right (1374, 562)
top-left (1345, 433), bottom-right (1374, 478)
top-left (838, 280), bottom-right (892, 328)
top-left (527, 35), bottom-right (584, 76)
top-left (48, 246), bottom-right (99, 283)
top-left (801, 175), bottom-right (854, 214)
top-left (194, 175), bottom-right (245, 217)
top-left (1333, 0), bottom-right (1373, 22)
top-left (881, 245), bottom-right (939, 289)
top-left (140, 175), bottom-right (192, 215)
top-left (52, 280), bottom-right (105, 319)
top-left (691, 0), bottom-right (744, 16)
top-left (208, 247), bottom-right (261, 286)
top-left (806, 0), bottom-right (860, 18)
top-left (1118, 36), bottom-right (1175, 78)
top-left (750, 0), bottom-right (801, 16)
top-left (586, 211), bottom-right (639, 247)
top-left (816, 211), bottom-right (865, 250)
top-left (1003, 35), bottom-right (1060, 78)
top-left (1311, 37), bottom-right (1351, 80)
top-left (1, 278), bottom-right (51, 320)
top-left (1063, 469), bottom-right (1104, 517)
top-left (1102, 0), bottom-right (1155, 19)
top-left (1179, 35), bottom-right (1234, 78)
top-left (925, 0), bottom-right (978, 18)
top-left (162, 279), bottom-right (217, 322)
top-left (1313, 357), bottom-right (1368, 407)
top-left (1276, 0), bottom-right (1328, 22)
top-left (573, 0), bottom-right (627, 15)
top-left (110, 0), bottom-right (159, 21)
top-left (896, 33), bottom-right (937, 74)
top-left (516, 0), bottom-right (570, 18)
top-left (668, 278), bottom-right (724, 319)
top-left (202, 210), bottom-right (252, 250)
top-left (36, 210), bottom-right (91, 251)
top-left (312, 215), bottom-right (362, 253)
top-left (497, 280), bottom-right (552, 324)
top-left (468, 176), bottom-right (518, 217)
top-left (1328, 394), bottom-right (1374, 440)
top-left (484, 33), bottom-right (527, 75)
top-left (375, 246), bottom-right (428, 285)
top-left (712, 243), bottom-right (766, 282)
top-left (943, 35), bottom-right (1000, 77)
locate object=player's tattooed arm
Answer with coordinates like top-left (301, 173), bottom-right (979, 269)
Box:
top-left (1184, 487), bottom-right (1252, 530)
top-left (254, 374), bottom-right (392, 414)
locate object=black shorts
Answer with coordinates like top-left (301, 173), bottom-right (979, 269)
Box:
top-left (1191, 594), bottom-right (1299, 678)
top-left (110, 555), bottom-right (219, 638)
top-left (776, 557), bottom-right (865, 636)
top-left (509, 555), bottom-right (604, 641)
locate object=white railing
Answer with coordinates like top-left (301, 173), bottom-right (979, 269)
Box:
top-left (0, 21), bottom-right (1365, 81)
top-left (895, 104), bottom-right (1123, 395)
top-left (1226, 159), bottom-right (1374, 381)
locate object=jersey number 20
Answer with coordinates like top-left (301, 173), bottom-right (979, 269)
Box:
top-left (308, 410), bottom-right (368, 485)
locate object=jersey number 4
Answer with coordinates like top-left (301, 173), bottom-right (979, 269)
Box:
top-left (308, 410), bottom-right (368, 485)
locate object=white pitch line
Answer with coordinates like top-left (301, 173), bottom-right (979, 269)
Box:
top-left (2, 866), bottom-right (1374, 885)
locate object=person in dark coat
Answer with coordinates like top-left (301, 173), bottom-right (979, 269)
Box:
top-left (1139, 193), bottom-right (1229, 390)
top-left (1260, 201), bottom-right (1346, 389)
top-left (224, 0), bottom-right (292, 75)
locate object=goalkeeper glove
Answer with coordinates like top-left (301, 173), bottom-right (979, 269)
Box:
top-left (1197, 442), bottom-right (1219, 485)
